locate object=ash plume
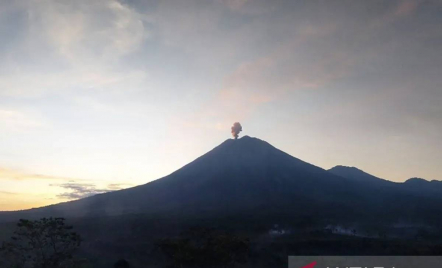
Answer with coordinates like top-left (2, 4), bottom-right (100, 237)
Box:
top-left (231, 122), bottom-right (242, 139)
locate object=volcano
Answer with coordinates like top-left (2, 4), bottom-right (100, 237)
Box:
top-left (1, 136), bottom-right (442, 225)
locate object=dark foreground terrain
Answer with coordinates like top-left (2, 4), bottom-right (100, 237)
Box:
top-left (76, 214), bottom-right (442, 267)
top-left (2, 213), bottom-right (442, 268)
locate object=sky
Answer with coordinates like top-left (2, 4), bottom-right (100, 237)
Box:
top-left (0, 0), bottom-right (441, 211)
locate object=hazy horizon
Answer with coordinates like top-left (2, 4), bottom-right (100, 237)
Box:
top-left (1, 0), bottom-right (441, 210)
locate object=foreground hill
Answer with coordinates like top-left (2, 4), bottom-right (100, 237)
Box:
top-left (1, 136), bottom-right (442, 226)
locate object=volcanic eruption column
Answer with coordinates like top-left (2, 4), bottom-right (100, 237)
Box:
top-left (231, 122), bottom-right (242, 139)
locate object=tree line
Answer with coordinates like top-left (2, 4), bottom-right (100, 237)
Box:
top-left (0, 218), bottom-right (250, 268)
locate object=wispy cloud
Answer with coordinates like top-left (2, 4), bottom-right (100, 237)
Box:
top-left (0, 167), bottom-right (80, 181)
top-left (0, 167), bottom-right (134, 210)
top-left (50, 181), bottom-right (130, 200)
top-left (175, 20), bottom-right (349, 129)
top-left (107, 183), bottom-right (133, 190)
top-left (394, 0), bottom-right (420, 17)
top-left (36, 0), bottom-right (148, 62)
top-left (370, 0), bottom-right (423, 29)
top-left (0, 0), bottom-right (150, 97)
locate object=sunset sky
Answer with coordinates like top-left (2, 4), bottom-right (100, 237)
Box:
top-left (1, 0), bottom-right (441, 210)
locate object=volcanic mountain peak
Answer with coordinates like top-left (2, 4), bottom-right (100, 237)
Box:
top-left (2, 136), bottom-right (442, 224)
top-left (216, 135), bottom-right (272, 150)
top-left (0, 136), bottom-right (332, 220)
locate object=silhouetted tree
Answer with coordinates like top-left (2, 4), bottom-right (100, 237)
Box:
top-left (0, 217), bottom-right (82, 268)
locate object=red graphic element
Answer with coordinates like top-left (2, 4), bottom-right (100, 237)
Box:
top-left (301, 261), bottom-right (317, 268)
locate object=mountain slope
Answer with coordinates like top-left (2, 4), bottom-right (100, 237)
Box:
top-left (1, 136), bottom-right (354, 218)
top-left (1, 136), bottom-right (442, 226)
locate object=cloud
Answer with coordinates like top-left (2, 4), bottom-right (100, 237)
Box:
top-left (177, 21), bottom-right (350, 128)
top-left (0, 167), bottom-right (132, 193)
top-left (51, 182), bottom-right (108, 199)
top-left (154, 0), bottom-right (223, 48)
top-left (32, 0), bottom-right (148, 62)
top-left (394, 0), bottom-right (420, 17)
top-left (369, 0), bottom-right (423, 29)
top-left (0, 167), bottom-right (80, 181)
top-left (50, 181), bottom-right (131, 200)
top-left (168, 0), bottom-right (439, 133)
top-left (0, 0), bottom-right (150, 97)
top-left (107, 183), bottom-right (133, 190)
top-left (0, 167), bottom-right (134, 210)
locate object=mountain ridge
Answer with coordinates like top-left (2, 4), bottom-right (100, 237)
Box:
top-left (328, 165), bottom-right (395, 185)
top-left (328, 165), bottom-right (442, 189)
top-left (0, 136), bottom-right (363, 220)
top-left (1, 136), bottom-right (442, 226)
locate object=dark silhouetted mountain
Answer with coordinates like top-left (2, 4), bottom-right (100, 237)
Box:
top-left (405, 177), bottom-right (430, 185)
top-left (402, 177), bottom-right (442, 195)
top-left (327, 165), bottom-right (393, 185)
top-left (328, 166), bottom-right (442, 197)
top-left (1, 136), bottom-right (442, 226)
